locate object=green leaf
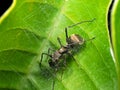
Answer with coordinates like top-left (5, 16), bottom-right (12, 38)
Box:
top-left (111, 0), bottom-right (120, 89)
top-left (0, 0), bottom-right (118, 90)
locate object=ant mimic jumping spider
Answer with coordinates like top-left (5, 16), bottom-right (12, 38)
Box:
top-left (39, 19), bottom-right (95, 72)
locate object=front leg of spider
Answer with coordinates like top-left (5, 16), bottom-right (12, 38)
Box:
top-left (65, 27), bottom-right (70, 44)
top-left (57, 37), bottom-right (63, 47)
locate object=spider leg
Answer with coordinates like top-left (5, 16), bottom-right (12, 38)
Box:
top-left (52, 79), bottom-right (55, 90)
top-left (57, 37), bottom-right (63, 47)
top-left (60, 55), bottom-right (67, 81)
top-left (39, 53), bottom-right (52, 70)
top-left (47, 48), bottom-right (55, 59)
top-left (65, 18), bottom-right (95, 43)
top-left (65, 27), bottom-right (69, 43)
top-left (48, 48), bottom-right (55, 54)
top-left (67, 52), bottom-right (79, 67)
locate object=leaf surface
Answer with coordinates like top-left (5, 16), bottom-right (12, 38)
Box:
top-left (111, 0), bottom-right (120, 89)
top-left (0, 0), bottom-right (118, 90)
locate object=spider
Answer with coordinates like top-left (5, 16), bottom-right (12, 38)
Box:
top-left (39, 19), bottom-right (95, 71)
top-left (39, 19), bottom-right (95, 90)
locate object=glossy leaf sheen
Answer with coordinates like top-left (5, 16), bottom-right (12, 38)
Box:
top-left (0, 0), bottom-right (118, 90)
top-left (111, 0), bottom-right (120, 89)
